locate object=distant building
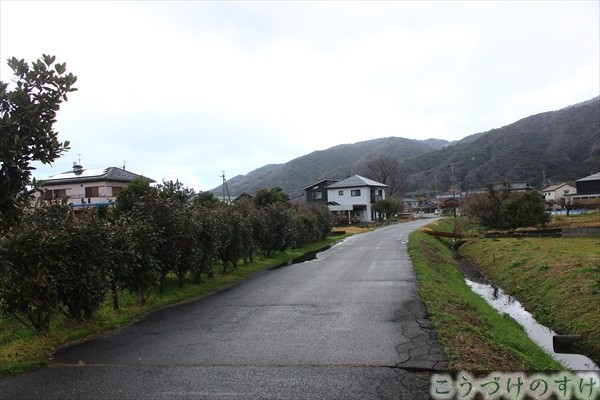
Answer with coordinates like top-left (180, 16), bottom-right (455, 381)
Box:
top-left (37, 164), bottom-right (154, 208)
top-left (232, 192), bottom-right (254, 203)
top-left (403, 197), bottom-right (419, 211)
top-left (566, 172), bottom-right (600, 208)
top-left (492, 181), bottom-right (534, 192)
top-left (303, 175), bottom-right (387, 223)
top-left (436, 193), bottom-right (461, 214)
top-left (542, 183), bottom-right (576, 205)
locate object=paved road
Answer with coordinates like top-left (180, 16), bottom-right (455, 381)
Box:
top-left (0, 220), bottom-right (446, 399)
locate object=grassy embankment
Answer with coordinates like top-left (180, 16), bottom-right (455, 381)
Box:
top-left (409, 218), bottom-right (564, 370)
top-left (459, 212), bottom-right (600, 365)
top-left (0, 234), bottom-right (350, 377)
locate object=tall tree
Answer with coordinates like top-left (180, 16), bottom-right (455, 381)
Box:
top-left (364, 156), bottom-right (405, 197)
top-left (0, 55), bottom-right (77, 230)
top-left (254, 187), bottom-right (289, 208)
top-left (114, 176), bottom-right (155, 216)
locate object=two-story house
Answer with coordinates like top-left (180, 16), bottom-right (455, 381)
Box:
top-left (309, 175), bottom-right (387, 223)
top-left (542, 183), bottom-right (576, 206)
top-left (38, 163), bottom-right (154, 208)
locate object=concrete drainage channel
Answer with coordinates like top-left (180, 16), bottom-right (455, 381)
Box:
top-left (454, 251), bottom-right (599, 371)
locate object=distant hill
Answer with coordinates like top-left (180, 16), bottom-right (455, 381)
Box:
top-left (217, 137), bottom-right (446, 197)
top-left (214, 96), bottom-right (600, 198)
top-left (401, 96), bottom-right (600, 193)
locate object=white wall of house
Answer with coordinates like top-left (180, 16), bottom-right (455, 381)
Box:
top-left (543, 184), bottom-right (576, 203)
top-left (327, 186), bottom-right (385, 222)
top-left (39, 180), bottom-right (128, 206)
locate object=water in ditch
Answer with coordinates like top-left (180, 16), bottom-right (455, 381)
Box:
top-left (270, 245), bottom-right (332, 269)
top-left (455, 253), bottom-right (599, 371)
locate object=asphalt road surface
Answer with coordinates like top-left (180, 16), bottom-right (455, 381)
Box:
top-left (0, 220), bottom-right (446, 400)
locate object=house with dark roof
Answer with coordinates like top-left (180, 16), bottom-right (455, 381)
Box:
top-left (565, 172), bottom-right (600, 208)
top-left (38, 164), bottom-right (154, 208)
top-left (301, 179), bottom-right (339, 205)
top-left (303, 175), bottom-right (387, 223)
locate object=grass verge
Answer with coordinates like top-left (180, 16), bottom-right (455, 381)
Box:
top-left (0, 235), bottom-right (346, 378)
top-left (408, 219), bottom-right (564, 371)
top-left (459, 232), bottom-right (600, 365)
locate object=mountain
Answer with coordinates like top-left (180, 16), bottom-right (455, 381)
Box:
top-left (218, 137), bottom-right (447, 198)
top-left (401, 96), bottom-right (600, 193)
top-left (214, 96), bottom-right (600, 198)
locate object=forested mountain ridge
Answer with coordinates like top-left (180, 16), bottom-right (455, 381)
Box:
top-left (221, 137), bottom-right (446, 197)
top-left (401, 96), bottom-right (600, 193)
top-left (214, 96), bottom-right (599, 197)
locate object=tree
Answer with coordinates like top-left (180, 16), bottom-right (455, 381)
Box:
top-left (193, 191), bottom-right (219, 208)
top-left (189, 203), bottom-right (218, 282)
top-left (114, 176), bottom-right (155, 216)
top-left (57, 208), bottom-right (111, 321)
top-left (254, 187), bottom-right (289, 208)
top-left (364, 157), bottom-right (405, 197)
top-left (0, 203), bottom-right (75, 333)
top-left (461, 182), bottom-right (512, 228)
top-left (118, 216), bottom-right (160, 304)
top-left (0, 55), bottom-right (77, 230)
top-left (371, 198), bottom-right (398, 221)
top-left (462, 183), bottom-right (550, 229)
top-left (158, 179), bottom-right (195, 205)
top-left (499, 191), bottom-right (550, 229)
top-left (253, 202), bottom-right (296, 257)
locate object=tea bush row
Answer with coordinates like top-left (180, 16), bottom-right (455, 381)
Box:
top-left (0, 180), bottom-right (332, 334)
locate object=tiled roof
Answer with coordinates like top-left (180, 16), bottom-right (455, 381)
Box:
top-left (325, 175), bottom-right (387, 189)
top-left (301, 179), bottom-right (339, 191)
top-left (543, 183), bottom-right (573, 192)
top-left (42, 167), bottom-right (153, 185)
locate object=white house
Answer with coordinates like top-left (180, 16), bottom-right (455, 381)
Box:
top-left (37, 164), bottom-right (154, 208)
top-left (324, 175), bottom-right (387, 223)
top-left (542, 183), bottom-right (576, 204)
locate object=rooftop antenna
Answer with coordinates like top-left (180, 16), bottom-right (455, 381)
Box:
top-left (220, 171), bottom-right (231, 203)
top-left (123, 160), bottom-right (126, 170)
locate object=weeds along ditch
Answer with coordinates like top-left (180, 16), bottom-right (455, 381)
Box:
top-left (409, 219), bottom-right (563, 371)
top-left (459, 234), bottom-right (600, 369)
top-left (454, 250), bottom-right (598, 370)
top-left (410, 217), bottom-right (600, 371)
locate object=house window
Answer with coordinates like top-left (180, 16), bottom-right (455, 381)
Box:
top-left (338, 190), bottom-right (344, 196)
top-left (44, 189), bottom-right (66, 201)
top-left (85, 186), bottom-right (100, 198)
top-left (112, 186), bottom-right (123, 196)
top-left (313, 191), bottom-right (323, 200)
top-left (351, 189), bottom-right (361, 197)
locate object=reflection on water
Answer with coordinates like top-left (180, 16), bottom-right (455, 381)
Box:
top-left (270, 245), bottom-right (331, 269)
top-left (455, 255), bottom-right (599, 371)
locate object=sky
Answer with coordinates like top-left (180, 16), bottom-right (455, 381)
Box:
top-left (1, 1), bottom-right (599, 192)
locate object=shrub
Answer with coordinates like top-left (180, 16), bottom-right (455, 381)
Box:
top-left (57, 209), bottom-right (111, 321)
top-left (462, 183), bottom-right (549, 229)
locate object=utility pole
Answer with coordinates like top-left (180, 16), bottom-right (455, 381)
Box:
top-left (448, 164), bottom-right (456, 217)
top-left (220, 171), bottom-right (231, 204)
top-left (542, 170), bottom-right (546, 190)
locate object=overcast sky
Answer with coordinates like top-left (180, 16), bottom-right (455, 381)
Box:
top-left (1, 1), bottom-right (598, 191)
